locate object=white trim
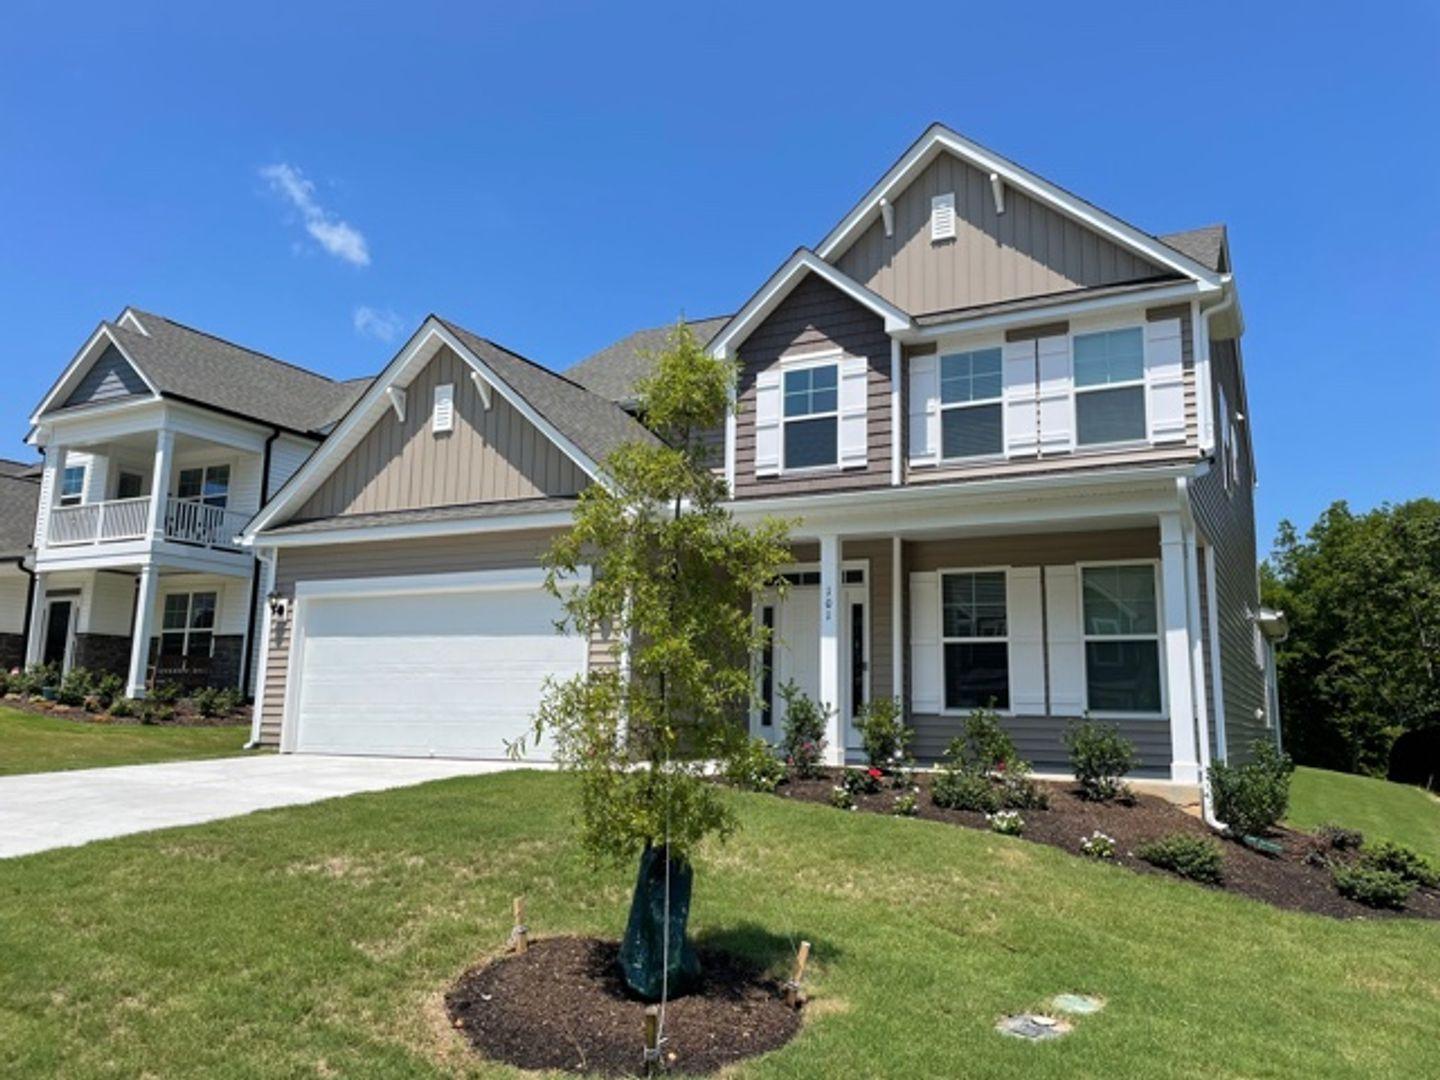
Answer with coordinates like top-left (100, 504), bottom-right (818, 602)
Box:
top-left (116, 309), bottom-right (149, 336)
top-left (247, 547), bottom-right (276, 746)
top-left (30, 324), bottom-right (161, 425)
top-left (385, 386), bottom-right (406, 422)
top-left (934, 343), bottom-right (1007, 465)
top-left (1204, 542), bottom-right (1228, 761)
top-left (1075, 558), bottom-right (1169, 722)
top-left (468, 369), bottom-right (493, 410)
top-left (934, 564), bottom-right (1013, 716)
top-left (250, 507), bottom-right (575, 548)
top-left (778, 351), bottom-right (842, 474)
top-left (1072, 324), bottom-right (1147, 450)
top-left (709, 250), bottom-right (912, 360)
top-left (891, 536), bottom-right (903, 709)
top-left (815, 124), bottom-right (1223, 286)
top-left (889, 339), bottom-right (902, 485)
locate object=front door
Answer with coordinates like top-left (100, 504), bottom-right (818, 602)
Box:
top-left (42, 599), bottom-right (74, 670)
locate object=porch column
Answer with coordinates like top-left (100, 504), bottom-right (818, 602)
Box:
top-left (126, 564), bottom-right (160, 698)
top-left (1159, 513), bottom-right (1199, 786)
top-left (147, 429), bottom-right (175, 542)
top-left (24, 572), bottom-right (47, 666)
top-left (36, 444), bottom-right (67, 549)
top-left (817, 533), bottom-right (844, 766)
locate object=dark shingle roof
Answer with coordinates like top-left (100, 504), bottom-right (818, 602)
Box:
top-left (914, 277), bottom-right (1183, 326)
top-left (436, 317), bottom-right (659, 464)
top-left (0, 473), bottom-right (39, 557)
top-left (96, 311), bottom-right (369, 435)
top-left (568, 316), bottom-right (731, 405)
top-left (0, 459), bottom-right (41, 479)
top-left (1158, 225), bottom-right (1228, 273)
top-left (266, 495), bottom-right (579, 535)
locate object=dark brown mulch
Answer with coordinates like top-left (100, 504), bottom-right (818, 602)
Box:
top-left (777, 771), bottom-right (1440, 922)
top-left (446, 937), bottom-right (802, 1077)
top-left (1, 694), bottom-right (248, 728)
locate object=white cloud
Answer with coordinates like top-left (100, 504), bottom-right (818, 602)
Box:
top-left (353, 305), bottom-right (404, 342)
top-left (259, 162), bottom-right (371, 267)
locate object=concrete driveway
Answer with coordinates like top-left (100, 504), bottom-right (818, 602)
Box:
top-left (0, 754), bottom-right (526, 859)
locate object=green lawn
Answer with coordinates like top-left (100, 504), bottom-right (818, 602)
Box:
top-left (1, 772), bottom-right (1437, 1078)
top-left (1288, 765), bottom-right (1440, 863)
top-left (0, 706), bottom-right (250, 776)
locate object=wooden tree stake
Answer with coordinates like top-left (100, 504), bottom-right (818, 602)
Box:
top-left (643, 1005), bottom-right (660, 1075)
top-left (509, 895), bottom-right (528, 954)
top-left (786, 941), bottom-right (811, 1008)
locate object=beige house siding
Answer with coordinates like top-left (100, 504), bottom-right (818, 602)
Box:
top-left (1189, 338), bottom-right (1270, 764)
top-left (836, 150), bottom-right (1165, 316)
top-left (733, 274), bottom-right (892, 497)
top-left (297, 346), bottom-right (587, 520)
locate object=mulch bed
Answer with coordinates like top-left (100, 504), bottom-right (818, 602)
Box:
top-left (1, 694), bottom-right (248, 728)
top-left (446, 937), bottom-right (802, 1076)
top-left (777, 770), bottom-right (1440, 922)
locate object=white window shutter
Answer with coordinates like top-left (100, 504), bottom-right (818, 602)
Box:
top-left (753, 370), bottom-right (782, 476)
top-left (1036, 334), bottom-right (1074, 454)
top-left (1145, 318), bottom-right (1186, 444)
top-left (1002, 340), bottom-right (1038, 457)
top-left (1007, 567), bottom-right (1046, 715)
top-left (432, 383), bottom-right (455, 433)
top-left (908, 354), bottom-right (940, 466)
top-left (838, 356), bottom-right (869, 468)
top-left (1044, 565), bottom-right (1086, 716)
top-left (909, 571), bottom-right (942, 714)
top-left (931, 192), bottom-right (956, 242)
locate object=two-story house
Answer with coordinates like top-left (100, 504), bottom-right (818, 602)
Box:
top-left (19, 310), bottom-right (367, 698)
top-left (231, 124), bottom-right (1276, 797)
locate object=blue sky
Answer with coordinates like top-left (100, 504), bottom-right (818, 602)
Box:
top-left (2, 1), bottom-right (1435, 548)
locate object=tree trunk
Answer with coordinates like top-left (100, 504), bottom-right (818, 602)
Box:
top-left (618, 843), bottom-right (700, 1001)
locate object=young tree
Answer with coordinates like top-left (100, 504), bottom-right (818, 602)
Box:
top-left (529, 321), bottom-right (791, 1000)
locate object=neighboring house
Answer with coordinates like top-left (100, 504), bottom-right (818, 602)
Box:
top-left (235, 123), bottom-right (1273, 796)
top-left (0, 464), bottom-right (41, 670)
top-left (22, 309), bottom-right (367, 696)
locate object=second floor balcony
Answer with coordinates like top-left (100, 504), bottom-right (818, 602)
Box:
top-left (47, 495), bottom-right (249, 552)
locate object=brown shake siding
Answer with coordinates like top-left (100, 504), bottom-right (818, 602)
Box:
top-left (733, 274), bottom-right (892, 497)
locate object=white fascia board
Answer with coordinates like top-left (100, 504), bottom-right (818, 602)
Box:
top-left (33, 397), bottom-right (169, 447)
top-left (709, 250), bottom-right (912, 359)
top-left (816, 124), bottom-right (1223, 287)
top-left (116, 309), bottom-right (149, 335)
top-left (30, 324), bottom-right (160, 425)
top-left (247, 508), bottom-right (576, 549)
top-left (295, 565), bottom-right (589, 599)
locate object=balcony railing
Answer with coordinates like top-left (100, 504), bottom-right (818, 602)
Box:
top-left (47, 497), bottom-right (248, 552)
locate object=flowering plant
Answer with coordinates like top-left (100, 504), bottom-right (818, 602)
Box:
top-left (828, 785), bottom-right (857, 811)
top-left (987, 810), bottom-right (1025, 836)
top-left (841, 767), bottom-right (882, 796)
top-left (892, 789), bottom-right (920, 817)
top-left (1080, 830), bottom-right (1117, 860)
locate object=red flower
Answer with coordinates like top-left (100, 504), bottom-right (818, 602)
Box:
top-left (867, 767), bottom-right (883, 779)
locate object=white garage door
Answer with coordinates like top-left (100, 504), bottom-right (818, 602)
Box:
top-left (290, 576), bottom-right (583, 759)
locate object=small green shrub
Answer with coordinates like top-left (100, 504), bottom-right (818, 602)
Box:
top-left (108, 697), bottom-right (137, 718)
top-left (892, 789), bottom-right (919, 817)
top-left (1318, 823), bottom-right (1365, 851)
top-left (778, 682), bottom-right (828, 779)
top-left (1333, 865), bottom-right (1414, 909)
top-left (841, 766), bottom-right (883, 796)
top-left (931, 767), bottom-right (1000, 812)
top-left (955, 707), bottom-right (1017, 771)
top-left (57, 667), bottom-right (95, 707)
top-left (1209, 740), bottom-right (1294, 838)
top-left (14, 663), bottom-right (58, 698)
top-left (92, 673), bottom-right (125, 710)
top-left (0, 669), bottom-right (11, 695)
top-left (987, 810), bottom-right (1024, 835)
top-left (856, 697), bottom-right (910, 770)
top-left (828, 784), bottom-right (856, 811)
top-left (1065, 719), bottom-right (1138, 801)
top-left (191, 686), bottom-right (224, 717)
top-left (721, 737), bottom-right (786, 793)
top-left (151, 682), bottom-right (182, 705)
top-left (1360, 840), bottom-right (1440, 889)
top-left (137, 700), bottom-right (174, 726)
top-left (995, 762), bottom-right (1049, 810)
top-left (1137, 833), bottom-right (1224, 884)
top-left (1080, 830), bottom-right (1117, 860)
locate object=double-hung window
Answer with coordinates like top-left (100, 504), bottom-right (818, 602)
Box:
top-left (58, 465), bottom-right (86, 507)
top-left (177, 464), bottom-right (230, 508)
top-left (782, 363), bottom-right (838, 470)
top-left (160, 591), bottom-right (217, 658)
top-left (1074, 327), bottom-right (1145, 446)
top-left (939, 347), bottom-right (1003, 459)
top-left (941, 570), bottom-right (1009, 709)
top-left (1082, 565), bottom-right (1162, 713)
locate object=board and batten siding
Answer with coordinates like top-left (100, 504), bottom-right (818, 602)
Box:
top-left (296, 346), bottom-right (587, 520)
top-left (837, 150), bottom-right (1165, 316)
top-left (733, 274), bottom-right (892, 497)
top-left (1189, 338), bottom-right (1270, 764)
top-left (62, 344), bottom-right (150, 408)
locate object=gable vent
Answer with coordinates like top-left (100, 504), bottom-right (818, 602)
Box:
top-left (432, 383), bottom-right (455, 433)
top-left (931, 192), bottom-right (956, 242)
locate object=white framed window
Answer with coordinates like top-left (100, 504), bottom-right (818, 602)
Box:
top-left (939, 347), bottom-right (1004, 460)
top-left (781, 361), bottom-right (839, 470)
top-left (1074, 326), bottom-right (1146, 446)
top-left (1217, 385), bottom-right (1233, 493)
top-left (160, 591), bottom-right (218, 658)
top-left (177, 464), bottom-right (230, 508)
top-left (940, 569), bottom-right (1009, 710)
top-left (58, 464), bottom-right (86, 507)
top-left (1081, 563), bottom-right (1163, 714)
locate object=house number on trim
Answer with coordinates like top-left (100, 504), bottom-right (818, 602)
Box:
top-left (822, 584), bottom-right (835, 627)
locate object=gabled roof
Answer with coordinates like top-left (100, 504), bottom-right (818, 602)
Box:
top-left (568, 315), bottom-right (731, 405)
top-left (0, 472), bottom-right (40, 558)
top-left (0, 458), bottom-right (42, 480)
top-left (816, 123), bottom-right (1224, 287)
top-left (1158, 225), bottom-right (1229, 274)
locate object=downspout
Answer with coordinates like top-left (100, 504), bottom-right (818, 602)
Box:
top-left (239, 428), bottom-right (280, 706)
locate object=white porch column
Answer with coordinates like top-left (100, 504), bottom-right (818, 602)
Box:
top-left (147, 429), bottom-right (175, 542)
top-left (817, 533), bottom-right (844, 766)
top-left (36, 444), bottom-right (68, 549)
top-left (891, 536), bottom-right (904, 711)
top-left (24, 573), bottom-right (47, 666)
top-left (127, 565), bottom-right (160, 698)
top-left (1159, 513), bottom-right (1199, 786)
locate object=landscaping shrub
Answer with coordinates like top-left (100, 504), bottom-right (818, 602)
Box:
top-left (137, 700), bottom-right (174, 725)
top-left (91, 672), bottom-right (124, 710)
top-left (0, 669), bottom-right (11, 695)
top-left (955, 707), bottom-right (1017, 771)
top-left (57, 667), bottom-right (94, 707)
top-left (841, 766), bottom-right (883, 797)
top-left (856, 696), bottom-right (910, 770)
top-left (931, 764), bottom-right (1001, 813)
top-left (1080, 831), bottom-right (1117, 860)
top-left (891, 790), bottom-right (919, 817)
top-left (1318, 823), bottom-right (1365, 851)
top-left (1333, 865), bottom-right (1414, 909)
top-left (1360, 840), bottom-right (1440, 889)
top-left (778, 682), bottom-right (828, 779)
top-left (1065, 719), bottom-right (1138, 801)
top-left (14, 663), bottom-right (57, 698)
top-left (720, 737), bottom-right (786, 793)
top-left (108, 697), bottom-right (137, 718)
top-left (996, 762), bottom-right (1049, 810)
top-left (1137, 834), bottom-right (1224, 884)
top-left (1210, 741), bottom-right (1294, 838)
top-left (190, 686), bottom-right (241, 718)
top-left (987, 810), bottom-right (1024, 836)
top-left (828, 785), bottom-right (856, 811)
top-left (151, 682), bottom-right (182, 705)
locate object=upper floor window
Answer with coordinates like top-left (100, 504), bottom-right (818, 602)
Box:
top-left (58, 465), bottom-right (86, 507)
top-left (940, 348), bottom-right (1003, 459)
top-left (160, 591), bottom-right (217, 658)
top-left (1082, 564), bottom-right (1162, 713)
top-left (783, 364), bottom-right (838, 470)
top-left (1074, 327), bottom-right (1145, 446)
top-left (941, 570), bottom-right (1009, 710)
top-left (177, 464), bottom-right (230, 509)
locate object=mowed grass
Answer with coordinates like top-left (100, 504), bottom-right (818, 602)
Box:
top-left (2, 772), bottom-right (1438, 1079)
top-left (1288, 765), bottom-right (1440, 863)
top-left (0, 706), bottom-right (249, 776)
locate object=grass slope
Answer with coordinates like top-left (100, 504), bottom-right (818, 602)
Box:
top-left (0, 706), bottom-right (248, 776)
top-left (2, 771), bottom-right (1437, 1078)
top-left (1288, 766), bottom-right (1440, 863)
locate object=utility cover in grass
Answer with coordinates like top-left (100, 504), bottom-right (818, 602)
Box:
top-left (1051, 993), bottom-right (1106, 1015)
top-left (997, 1014), bottom-right (1072, 1040)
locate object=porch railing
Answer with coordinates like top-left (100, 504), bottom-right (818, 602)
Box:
top-left (163, 498), bottom-right (248, 551)
top-left (46, 497), bottom-right (247, 552)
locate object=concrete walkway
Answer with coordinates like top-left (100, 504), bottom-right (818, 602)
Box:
top-left (0, 754), bottom-right (523, 859)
